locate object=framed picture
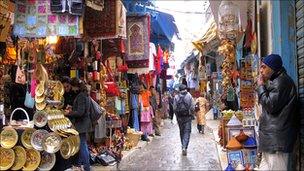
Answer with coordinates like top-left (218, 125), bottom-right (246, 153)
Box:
top-left (227, 150), bottom-right (244, 168)
top-left (228, 127), bottom-right (255, 141)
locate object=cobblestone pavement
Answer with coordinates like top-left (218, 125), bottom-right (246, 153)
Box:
top-left (116, 119), bottom-right (221, 170)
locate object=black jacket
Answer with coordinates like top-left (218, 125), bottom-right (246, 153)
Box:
top-left (68, 92), bottom-right (92, 134)
top-left (257, 68), bottom-right (298, 153)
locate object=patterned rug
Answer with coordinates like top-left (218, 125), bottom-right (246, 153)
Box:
top-left (84, 0), bottom-right (116, 38)
top-left (126, 15), bottom-right (150, 68)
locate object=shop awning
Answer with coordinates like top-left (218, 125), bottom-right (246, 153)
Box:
top-left (192, 21), bottom-right (218, 53)
top-left (123, 2), bottom-right (179, 46)
top-left (180, 50), bottom-right (199, 68)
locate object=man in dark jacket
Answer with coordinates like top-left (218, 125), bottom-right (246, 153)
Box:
top-left (257, 54), bottom-right (298, 170)
top-left (173, 84), bottom-right (195, 156)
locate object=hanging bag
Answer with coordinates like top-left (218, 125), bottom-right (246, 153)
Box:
top-left (24, 64), bottom-right (35, 108)
top-left (15, 65), bottom-right (26, 84)
top-left (104, 60), bottom-right (120, 96)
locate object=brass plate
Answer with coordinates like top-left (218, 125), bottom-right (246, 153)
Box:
top-left (35, 83), bottom-right (45, 97)
top-left (61, 128), bottom-right (79, 136)
top-left (23, 149), bottom-right (41, 171)
top-left (0, 126), bottom-right (18, 149)
top-left (0, 147), bottom-right (15, 170)
top-left (31, 129), bottom-right (49, 151)
top-left (35, 94), bottom-right (45, 103)
top-left (11, 146), bottom-right (26, 170)
top-left (60, 138), bottom-right (72, 159)
top-left (21, 128), bottom-right (36, 149)
top-left (71, 135), bottom-right (80, 156)
top-left (36, 101), bottom-right (47, 111)
top-left (42, 132), bottom-right (62, 153)
top-left (33, 111), bottom-right (48, 128)
top-left (56, 81), bottom-right (64, 96)
top-left (38, 151), bottom-right (56, 171)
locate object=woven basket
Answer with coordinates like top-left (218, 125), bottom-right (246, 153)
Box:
top-left (125, 133), bottom-right (141, 147)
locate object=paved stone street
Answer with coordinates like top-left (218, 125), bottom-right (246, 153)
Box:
top-left (116, 119), bottom-right (221, 170)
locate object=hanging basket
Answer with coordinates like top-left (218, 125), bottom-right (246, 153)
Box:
top-left (9, 108), bottom-right (34, 129)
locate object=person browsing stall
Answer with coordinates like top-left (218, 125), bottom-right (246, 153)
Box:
top-left (64, 78), bottom-right (91, 171)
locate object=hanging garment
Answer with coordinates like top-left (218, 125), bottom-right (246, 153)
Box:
top-left (140, 106), bottom-right (154, 135)
top-left (149, 42), bottom-right (156, 71)
top-left (94, 114), bottom-right (106, 142)
top-left (140, 106), bottom-right (153, 122)
top-left (140, 90), bottom-right (151, 108)
top-left (132, 109), bottom-right (140, 131)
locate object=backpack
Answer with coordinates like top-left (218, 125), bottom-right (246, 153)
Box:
top-left (89, 97), bottom-right (105, 127)
top-left (175, 95), bottom-right (190, 117)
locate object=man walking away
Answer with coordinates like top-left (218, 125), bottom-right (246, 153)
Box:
top-left (256, 54), bottom-right (298, 170)
top-left (173, 84), bottom-right (195, 156)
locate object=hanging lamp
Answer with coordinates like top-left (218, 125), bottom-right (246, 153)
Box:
top-left (218, 0), bottom-right (241, 40)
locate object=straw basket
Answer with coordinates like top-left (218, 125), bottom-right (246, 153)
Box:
top-left (125, 133), bottom-right (141, 147)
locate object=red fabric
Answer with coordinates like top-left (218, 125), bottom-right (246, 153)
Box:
top-left (155, 45), bottom-right (163, 74)
top-left (244, 19), bottom-right (253, 48)
top-left (163, 50), bottom-right (169, 63)
top-left (84, 1), bottom-right (116, 38)
top-left (140, 90), bottom-right (151, 107)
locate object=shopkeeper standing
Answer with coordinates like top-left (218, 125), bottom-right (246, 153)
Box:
top-left (61, 76), bottom-right (77, 109)
top-left (65, 78), bottom-right (91, 171)
top-left (256, 54), bottom-right (298, 170)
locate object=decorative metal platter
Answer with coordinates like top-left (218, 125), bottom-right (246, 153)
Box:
top-left (0, 147), bottom-right (15, 170)
top-left (0, 127), bottom-right (18, 149)
top-left (11, 146), bottom-right (26, 170)
top-left (42, 132), bottom-right (62, 153)
top-left (33, 111), bottom-right (48, 128)
top-left (23, 148), bottom-right (41, 171)
top-left (21, 128), bottom-right (36, 149)
top-left (31, 129), bottom-right (49, 151)
top-left (38, 151), bottom-right (56, 171)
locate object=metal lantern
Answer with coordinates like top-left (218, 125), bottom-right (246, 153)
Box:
top-left (218, 0), bottom-right (241, 40)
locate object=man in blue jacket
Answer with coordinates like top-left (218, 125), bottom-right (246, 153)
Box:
top-left (257, 54), bottom-right (298, 170)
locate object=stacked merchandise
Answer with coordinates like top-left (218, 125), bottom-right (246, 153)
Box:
top-left (219, 110), bottom-right (258, 170)
top-left (0, 78), bottom-right (80, 171)
top-left (218, 39), bottom-right (236, 92)
top-left (240, 56), bottom-right (255, 109)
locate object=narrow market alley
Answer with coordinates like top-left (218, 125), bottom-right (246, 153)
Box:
top-left (116, 119), bottom-right (221, 170)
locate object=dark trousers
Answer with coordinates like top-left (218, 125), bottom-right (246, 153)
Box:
top-left (177, 116), bottom-right (192, 149)
top-left (197, 124), bottom-right (205, 133)
top-left (78, 133), bottom-right (90, 171)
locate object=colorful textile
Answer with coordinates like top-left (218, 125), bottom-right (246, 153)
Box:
top-left (140, 106), bottom-right (153, 122)
top-left (126, 15), bottom-right (150, 68)
top-left (140, 106), bottom-right (153, 135)
top-left (140, 90), bottom-right (151, 107)
top-left (155, 45), bottom-right (163, 74)
top-left (84, 0), bottom-right (126, 39)
top-left (13, 0), bottom-right (79, 37)
top-left (149, 42), bottom-right (156, 71)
